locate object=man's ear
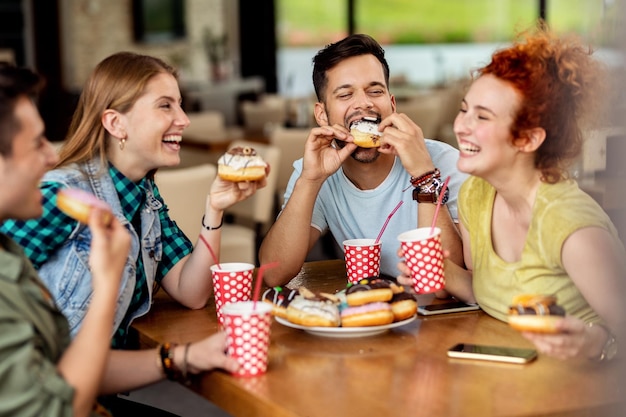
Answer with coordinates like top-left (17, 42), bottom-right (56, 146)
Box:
top-left (314, 102), bottom-right (329, 126)
top-left (101, 109), bottom-right (125, 139)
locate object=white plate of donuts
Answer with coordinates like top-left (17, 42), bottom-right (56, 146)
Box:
top-left (275, 315), bottom-right (417, 338)
top-left (263, 277), bottom-right (419, 338)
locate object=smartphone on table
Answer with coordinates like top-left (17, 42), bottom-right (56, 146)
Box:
top-left (417, 301), bottom-right (480, 315)
top-left (447, 343), bottom-right (538, 364)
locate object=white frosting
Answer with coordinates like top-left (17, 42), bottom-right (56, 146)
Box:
top-left (218, 153), bottom-right (267, 169)
top-left (289, 296), bottom-right (340, 322)
top-left (351, 119), bottom-right (381, 136)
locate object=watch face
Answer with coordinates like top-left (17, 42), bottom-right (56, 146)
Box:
top-left (605, 336), bottom-right (618, 360)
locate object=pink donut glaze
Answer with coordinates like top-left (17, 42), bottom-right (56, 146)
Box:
top-left (340, 302), bottom-right (391, 318)
top-left (59, 188), bottom-right (111, 210)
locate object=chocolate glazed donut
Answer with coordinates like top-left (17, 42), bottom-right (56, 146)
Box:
top-left (508, 294), bottom-right (566, 333)
top-left (345, 277), bottom-right (393, 307)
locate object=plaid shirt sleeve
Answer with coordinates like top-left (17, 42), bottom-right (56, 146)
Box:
top-left (152, 183), bottom-right (193, 281)
top-left (0, 182), bottom-right (77, 269)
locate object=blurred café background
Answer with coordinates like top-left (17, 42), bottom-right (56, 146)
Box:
top-left (1, 0), bottom-right (625, 259)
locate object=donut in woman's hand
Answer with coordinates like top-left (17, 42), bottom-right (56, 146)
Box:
top-left (390, 292), bottom-right (418, 321)
top-left (56, 188), bottom-right (113, 226)
top-left (286, 295), bottom-right (340, 327)
top-left (345, 277), bottom-right (393, 307)
top-left (217, 146), bottom-right (267, 182)
top-left (507, 294), bottom-right (566, 333)
top-left (340, 302), bottom-right (394, 327)
top-left (262, 286), bottom-right (298, 319)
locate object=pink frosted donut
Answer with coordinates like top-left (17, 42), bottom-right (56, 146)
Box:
top-left (57, 188), bottom-right (112, 225)
top-left (340, 301), bottom-right (394, 327)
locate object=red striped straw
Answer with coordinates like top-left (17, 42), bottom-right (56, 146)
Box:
top-left (199, 234), bottom-right (221, 270)
top-left (375, 200), bottom-right (404, 244)
top-left (253, 261), bottom-right (280, 310)
top-left (430, 176), bottom-right (451, 236)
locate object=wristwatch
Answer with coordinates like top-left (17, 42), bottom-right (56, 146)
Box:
top-left (413, 176), bottom-right (450, 204)
top-left (588, 322), bottom-right (618, 362)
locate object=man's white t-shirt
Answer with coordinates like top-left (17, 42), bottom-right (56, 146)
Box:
top-left (281, 139), bottom-right (467, 277)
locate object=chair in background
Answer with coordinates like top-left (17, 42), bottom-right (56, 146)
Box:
top-left (179, 111), bottom-right (244, 168)
top-left (269, 126), bottom-right (308, 211)
top-left (433, 78), bottom-right (470, 148)
top-left (184, 111), bottom-right (243, 146)
top-left (395, 92), bottom-right (445, 140)
top-left (223, 140), bottom-right (281, 252)
top-left (154, 163), bottom-right (256, 264)
top-left (240, 94), bottom-right (288, 136)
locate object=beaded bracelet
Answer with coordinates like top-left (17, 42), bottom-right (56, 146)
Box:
top-left (159, 342), bottom-right (179, 381)
top-left (410, 168), bottom-right (440, 188)
top-left (181, 343), bottom-right (191, 382)
top-left (201, 214), bottom-right (224, 231)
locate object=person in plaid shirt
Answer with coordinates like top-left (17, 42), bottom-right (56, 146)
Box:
top-left (0, 52), bottom-right (250, 415)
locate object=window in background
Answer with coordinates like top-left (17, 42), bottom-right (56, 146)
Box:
top-left (276, 0), bottom-right (347, 47)
top-left (547, 0), bottom-right (616, 45)
top-left (132, 0), bottom-right (186, 44)
top-left (276, 1), bottom-right (620, 100)
top-left (355, 0), bottom-right (537, 44)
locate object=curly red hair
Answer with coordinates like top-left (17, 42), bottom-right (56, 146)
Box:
top-left (477, 23), bottom-right (605, 183)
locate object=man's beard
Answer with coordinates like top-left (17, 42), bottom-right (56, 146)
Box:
top-left (334, 139), bottom-right (380, 163)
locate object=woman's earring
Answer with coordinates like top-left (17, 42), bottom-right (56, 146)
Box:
top-left (119, 138), bottom-right (126, 151)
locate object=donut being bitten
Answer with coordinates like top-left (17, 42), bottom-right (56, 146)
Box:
top-left (56, 188), bottom-right (113, 226)
top-left (349, 117), bottom-right (382, 148)
top-left (507, 294), bottom-right (566, 333)
top-left (345, 277), bottom-right (393, 307)
top-left (286, 295), bottom-right (340, 327)
top-left (390, 292), bottom-right (418, 321)
top-left (217, 146), bottom-right (267, 182)
top-left (262, 286), bottom-right (298, 319)
top-left (341, 302), bottom-right (394, 327)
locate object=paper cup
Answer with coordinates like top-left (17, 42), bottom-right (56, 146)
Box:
top-left (211, 263), bottom-right (254, 328)
top-left (343, 238), bottom-right (382, 284)
top-left (222, 301), bottom-right (273, 377)
top-left (397, 227), bottom-right (445, 294)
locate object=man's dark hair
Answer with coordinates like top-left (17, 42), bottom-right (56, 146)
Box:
top-left (312, 34), bottom-right (390, 102)
top-left (0, 62), bottom-right (44, 156)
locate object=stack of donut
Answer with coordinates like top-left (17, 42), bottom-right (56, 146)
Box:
top-left (263, 277), bottom-right (417, 327)
top-left (342, 277), bottom-right (417, 326)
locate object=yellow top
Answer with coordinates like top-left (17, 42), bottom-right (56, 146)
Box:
top-left (459, 176), bottom-right (623, 323)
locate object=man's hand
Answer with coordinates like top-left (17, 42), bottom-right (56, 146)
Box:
top-left (378, 113), bottom-right (435, 177)
top-left (301, 125), bottom-right (357, 183)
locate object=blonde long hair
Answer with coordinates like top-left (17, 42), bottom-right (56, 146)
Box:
top-left (57, 52), bottom-right (177, 169)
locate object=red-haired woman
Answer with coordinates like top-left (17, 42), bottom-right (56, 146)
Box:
top-left (399, 24), bottom-right (625, 362)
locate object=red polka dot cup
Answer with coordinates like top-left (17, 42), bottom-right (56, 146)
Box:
top-left (397, 227), bottom-right (445, 294)
top-left (343, 238), bottom-right (382, 284)
top-left (222, 301), bottom-right (273, 377)
top-left (211, 263), bottom-right (254, 329)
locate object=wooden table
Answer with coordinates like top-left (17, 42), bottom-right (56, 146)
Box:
top-left (131, 260), bottom-right (624, 417)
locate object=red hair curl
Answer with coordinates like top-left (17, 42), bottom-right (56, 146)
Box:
top-left (477, 23), bottom-right (605, 183)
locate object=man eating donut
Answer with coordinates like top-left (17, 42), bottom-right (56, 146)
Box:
top-left (259, 34), bottom-right (467, 292)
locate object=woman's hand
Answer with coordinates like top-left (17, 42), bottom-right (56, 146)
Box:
top-left (185, 332), bottom-right (239, 375)
top-left (396, 247), bottom-right (451, 299)
top-left (521, 316), bottom-right (608, 361)
top-left (208, 166), bottom-right (269, 210)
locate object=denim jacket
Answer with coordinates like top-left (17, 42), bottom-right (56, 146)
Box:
top-left (38, 157), bottom-right (163, 337)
